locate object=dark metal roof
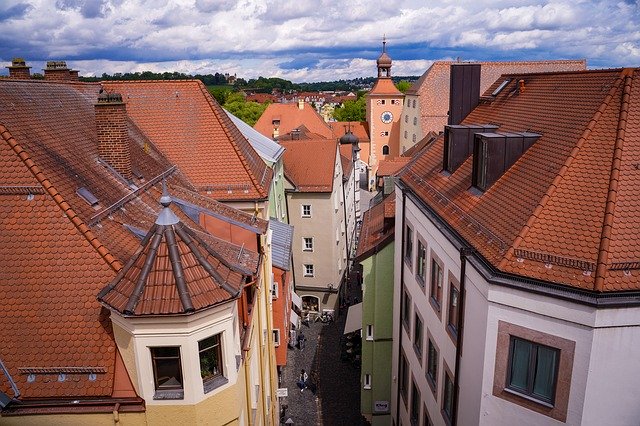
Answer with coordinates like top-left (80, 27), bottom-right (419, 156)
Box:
top-left (269, 219), bottom-right (294, 271)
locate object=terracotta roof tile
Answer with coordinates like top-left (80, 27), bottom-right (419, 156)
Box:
top-left (355, 192), bottom-right (395, 260)
top-left (377, 157), bottom-right (411, 177)
top-left (409, 60), bottom-right (587, 134)
top-left (103, 80), bottom-right (272, 201)
top-left (279, 139), bottom-right (337, 192)
top-left (254, 102), bottom-right (334, 140)
top-left (400, 68), bottom-right (640, 292)
top-left (369, 78), bottom-right (402, 96)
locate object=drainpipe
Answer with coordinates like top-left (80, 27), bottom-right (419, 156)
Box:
top-left (244, 352), bottom-right (253, 426)
top-left (395, 190), bottom-right (407, 424)
top-left (112, 402), bottom-right (121, 425)
top-left (452, 247), bottom-right (475, 426)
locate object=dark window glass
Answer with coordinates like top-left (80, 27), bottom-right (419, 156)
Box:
top-left (411, 379), bottom-right (420, 425)
top-left (405, 227), bottom-right (413, 264)
top-left (413, 313), bottom-right (423, 359)
top-left (447, 285), bottom-right (459, 337)
top-left (199, 334), bottom-right (223, 383)
top-left (443, 371), bottom-right (454, 421)
top-left (416, 241), bottom-right (426, 283)
top-left (427, 339), bottom-right (438, 388)
top-left (151, 347), bottom-right (183, 390)
top-left (430, 259), bottom-right (443, 309)
top-left (383, 145), bottom-right (390, 155)
top-left (402, 291), bottom-right (411, 329)
top-left (400, 351), bottom-right (409, 405)
top-left (507, 337), bottom-right (559, 403)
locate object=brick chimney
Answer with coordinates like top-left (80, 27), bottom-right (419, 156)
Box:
top-left (6, 58), bottom-right (31, 79)
top-left (95, 92), bottom-right (132, 179)
top-left (69, 69), bottom-right (79, 81)
top-left (43, 61), bottom-right (70, 81)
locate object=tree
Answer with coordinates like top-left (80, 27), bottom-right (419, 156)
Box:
top-left (396, 80), bottom-right (411, 93)
top-left (332, 97), bottom-right (366, 121)
top-left (223, 93), bottom-right (269, 126)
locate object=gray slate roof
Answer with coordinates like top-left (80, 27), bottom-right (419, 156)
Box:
top-left (269, 218), bottom-right (294, 271)
top-left (225, 109), bottom-right (285, 164)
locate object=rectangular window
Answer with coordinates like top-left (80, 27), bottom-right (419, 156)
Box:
top-left (271, 280), bottom-right (279, 299)
top-left (413, 313), bottom-right (423, 361)
top-left (366, 324), bottom-right (373, 340)
top-left (199, 335), bottom-right (223, 385)
top-left (272, 329), bottom-right (281, 347)
top-left (430, 258), bottom-right (443, 311)
top-left (405, 226), bottom-right (413, 265)
top-left (364, 373), bottom-right (372, 389)
top-left (447, 284), bottom-right (460, 339)
top-left (507, 337), bottom-right (559, 404)
top-left (400, 351), bottom-right (409, 406)
top-left (303, 237), bottom-right (314, 252)
top-left (427, 339), bottom-right (438, 391)
top-left (443, 370), bottom-right (454, 422)
top-left (302, 204), bottom-right (312, 217)
top-left (402, 290), bottom-right (411, 331)
top-left (416, 240), bottom-right (426, 284)
top-left (411, 378), bottom-right (421, 426)
top-left (303, 264), bottom-right (314, 277)
top-left (151, 347), bottom-right (183, 397)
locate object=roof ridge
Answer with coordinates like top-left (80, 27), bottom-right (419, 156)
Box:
top-left (594, 70), bottom-right (634, 290)
top-left (499, 72), bottom-right (627, 270)
top-left (103, 79), bottom-right (202, 84)
top-left (195, 80), bottom-right (270, 199)
top-left (0, 125), bottom-right (122, 272)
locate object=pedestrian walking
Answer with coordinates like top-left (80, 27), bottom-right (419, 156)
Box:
top-left (297, 331), bottom-right (306, 350)
top-left (297, 369), bottom-right (308, 392)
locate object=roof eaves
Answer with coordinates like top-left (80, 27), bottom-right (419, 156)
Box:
top-left (0, 125), bottom-right (122, 272)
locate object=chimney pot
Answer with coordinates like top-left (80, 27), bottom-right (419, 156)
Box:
top-left (44, 60), bottom-right (71, 81)
top-left (7, 57), bottom-right (31, 79)
top-left (519, 79), bottom-right (526, 93)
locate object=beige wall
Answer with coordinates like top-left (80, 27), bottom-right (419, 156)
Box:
top-left (399, 94), bottom-right (423, 154)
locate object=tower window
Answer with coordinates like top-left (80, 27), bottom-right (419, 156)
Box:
top-left (382, 145), bottom-right (390, 155)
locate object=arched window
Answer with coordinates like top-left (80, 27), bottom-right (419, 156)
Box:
top-left (302, 295), bottom-right (319, 312)
top-left (413, 117), bottom-right (418, 125)
top-left (404, 130), bottom-right (408, 139)
top-left (382, 145), bottom-right (390, 155)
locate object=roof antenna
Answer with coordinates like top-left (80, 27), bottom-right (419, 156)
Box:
top-left (382, 34), bottom-right (387, 52)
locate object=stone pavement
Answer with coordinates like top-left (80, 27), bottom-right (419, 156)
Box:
top-left (280, 291), bottom-right (366, 425)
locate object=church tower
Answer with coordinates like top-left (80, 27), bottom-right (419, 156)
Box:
top-left (366, 37), bottom-right (404, 190)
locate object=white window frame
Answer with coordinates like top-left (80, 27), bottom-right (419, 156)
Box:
top-left (302, 204), bottom-right (312, 218)
top-left (364, 373), bottom-right (372, 389)
top-left (303, 264), bottom-right (314, 277)
top-left (303, 237), bottom-right (314, 252)
top-left (272, 329), bottom-right (281, 347)
top-left (366, 324), bottom-right (373, 340)
top-left (271, 280), bottom-right (279, 299)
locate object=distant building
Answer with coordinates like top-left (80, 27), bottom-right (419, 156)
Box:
top-left (399, 59), bottom-right (587, 153)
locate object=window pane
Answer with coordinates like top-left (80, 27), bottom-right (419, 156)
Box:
top-left (199, 334), bottom-right (222, 380)
top-left (443, 374), bottom-right (454, 417)
top-left (151, 347), bottom-right (183, 390)
top-left (509, 339), bottom-right (531, 391)
top-left (533, 346), bottom-right (558, 400)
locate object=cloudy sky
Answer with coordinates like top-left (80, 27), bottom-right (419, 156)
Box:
top-left (1, 0), bottom-right (639, 82)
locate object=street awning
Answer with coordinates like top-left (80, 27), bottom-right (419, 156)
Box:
top-left (291, 291), bottom-right (302, 310)
top-left (290, 309), bottom-right (299, 327)
top-left (343, 302), bottom-right (362, 334)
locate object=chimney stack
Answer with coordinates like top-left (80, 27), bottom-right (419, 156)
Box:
top-left (69, 69), bottom-right (80, 81)
top-left (95, 92), bottom-right (132, 179)
top-left (298, 99), bottom-right (304, 110)
top-left (44, 61), bottom-right (71, 81)
top-left (7, 58), bottom-right (31, 79)
top-left (448, 63), bottom-right (481, 125)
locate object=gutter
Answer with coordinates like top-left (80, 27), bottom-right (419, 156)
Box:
top-left (452, 247), bottom-right (475, 426)
top-left (394, 190), bottom-right (406, 424)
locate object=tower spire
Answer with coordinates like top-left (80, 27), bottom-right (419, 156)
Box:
top-left (382, 34), bottom-right (386, 53)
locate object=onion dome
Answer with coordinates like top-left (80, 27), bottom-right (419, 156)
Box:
top-left (340, 130), bottom-right (359, 145)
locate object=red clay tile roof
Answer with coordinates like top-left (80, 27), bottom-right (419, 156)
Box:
top-left (408, 60), bottom-right (587, 134)
top-left (254, 102), bottom-right (334, 140)
top-left (103, 80), bottom-right (272, 201)
top-left (0, 79), bottom-right (263, 402)
top-left (279, 139), bottom-right (338, 192)
top-left (98, 202), bottom-right (246, 316)
top-left (0, 126), bottom-right (123, 399)
top-left (355, 192), bottom-right (395, 260)
top-left (330, 121), bottom-right (371, 143)
top-left (369, 78), bottom-right (403, 96)
top-left (400, 68), bottom-right (640, 292)
top-left (376, 157), bottom-right (411, 177)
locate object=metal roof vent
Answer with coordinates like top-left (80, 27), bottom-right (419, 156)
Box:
top-left (76, 187), bottom-right (99, 207)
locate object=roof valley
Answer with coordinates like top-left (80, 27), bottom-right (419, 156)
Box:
top-left (594, 70), bottom-right (634, 291)
top-left (498, 73), bottom-right (627, 271)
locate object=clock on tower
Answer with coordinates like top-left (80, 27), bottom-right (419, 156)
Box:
top-left (380, 111), bottom-right (393, 124)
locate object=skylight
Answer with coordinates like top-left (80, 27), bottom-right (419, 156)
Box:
top-left (491, 79), bottom-right (511, 96)
top-left (76, 187), bottom-right (98, 206)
